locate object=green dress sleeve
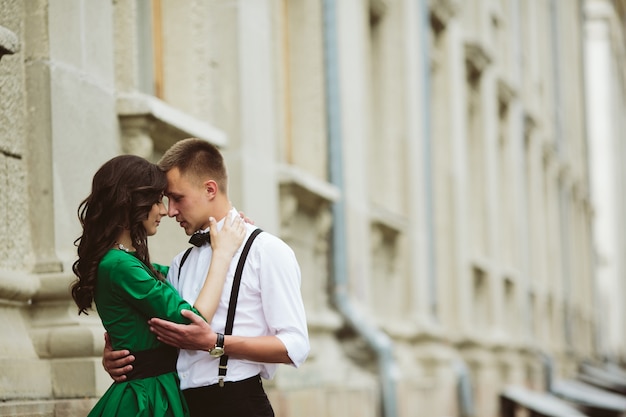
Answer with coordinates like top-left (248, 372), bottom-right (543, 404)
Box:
top-left (152, 262), bottom-right (170, 278)
top-left (96, 251), bottom-right (209, 352)
top-left (107, 256), bottom-right (201, 324)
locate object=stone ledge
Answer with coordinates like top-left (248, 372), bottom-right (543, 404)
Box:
top-left (30, 324), bottom-right (104, 359)
top-left (50, 358), bottom-right (111, 398)
top-left (278, 164), bottom-right (340, 208)
top-left (31, 272), bottom-right (74, 302)
top-left (0, 269), bottom-right (39, 302)
top-left (0, 398), bottom-right (98, 417)
top-left (369, 205), bottom-right (408, 237)
top-left (0, 358), bottom-right (52, 400)
top-left (117, 93), bottom-right (227, 158)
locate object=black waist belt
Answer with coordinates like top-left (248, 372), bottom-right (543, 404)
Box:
top-left (183, 374), bottom-right (263, 395)
top-left (123, 344), bottom-right (178, 382)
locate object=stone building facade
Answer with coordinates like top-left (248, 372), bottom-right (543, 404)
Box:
top-left (0, 0), bottom-right (623, 416)
top-left (585, 0), bottom-right (626, 365)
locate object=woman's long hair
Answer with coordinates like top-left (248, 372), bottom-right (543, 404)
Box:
top-left (71, 155), bottom-right (168, 315)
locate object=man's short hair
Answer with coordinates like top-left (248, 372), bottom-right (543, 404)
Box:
top-left (158, 138), bottom-right (228, 192)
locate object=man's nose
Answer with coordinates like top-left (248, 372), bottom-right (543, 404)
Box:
top-left (167, 203), bottom-right (177, 217)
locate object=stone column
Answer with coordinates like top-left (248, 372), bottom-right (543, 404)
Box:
top-left (23, 0), bottom-right (115, 401)
top-left (0, 13), bottom-right (54, 403)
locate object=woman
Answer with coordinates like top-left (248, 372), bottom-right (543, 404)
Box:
top-left (71, 154), bottom-right (245, 417)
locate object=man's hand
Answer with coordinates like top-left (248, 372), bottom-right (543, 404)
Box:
top-left (102, 332), bottom-right (134, 382)
top-left (151, 310), bottom-right (293, 363)
top-left (149, 309), bottom-right (215, 350)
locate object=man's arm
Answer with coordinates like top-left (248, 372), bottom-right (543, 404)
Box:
top-left (148, 309), bottom-right (292, 364)
top-left (102, 333), bottom-right (135, 382)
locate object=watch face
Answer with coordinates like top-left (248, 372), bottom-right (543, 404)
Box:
top-left (209, 347), bottom-right (225, 358)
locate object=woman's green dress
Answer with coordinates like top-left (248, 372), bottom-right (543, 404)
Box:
top-left (88, 249), bottom-right (199, 417)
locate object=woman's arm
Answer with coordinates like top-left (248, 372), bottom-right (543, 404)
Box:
top-left (192, 215), bottom-right (245, 320)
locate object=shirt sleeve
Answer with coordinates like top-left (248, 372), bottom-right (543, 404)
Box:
top-left (257, 236), bottom-right (310, 367)
top-left (109, 257), bottom-right (201, 324)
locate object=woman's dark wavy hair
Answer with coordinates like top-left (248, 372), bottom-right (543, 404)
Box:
top-left (71, 155), bottom-right (168, 315)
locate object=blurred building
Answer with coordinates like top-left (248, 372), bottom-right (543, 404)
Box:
top-left (0, 0), bottom-right (624, 416)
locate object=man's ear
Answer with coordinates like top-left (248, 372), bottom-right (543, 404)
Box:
top-left (204, 180), bottom-right (218, 198)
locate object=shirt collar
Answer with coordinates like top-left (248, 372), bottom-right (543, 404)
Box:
top-left (200, 207), bottom-right (238, 233)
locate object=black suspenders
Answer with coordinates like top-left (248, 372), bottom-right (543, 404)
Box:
top-left (177, 228), bottom-right (264, 386)
top-left (219, 228), bottom-right (263, 386)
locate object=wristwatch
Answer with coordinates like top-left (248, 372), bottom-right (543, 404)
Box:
top-left (209, 333), bottom-right (225, 357)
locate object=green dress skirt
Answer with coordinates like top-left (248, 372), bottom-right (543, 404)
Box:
top-left (88, 249), bottom-right (200, 417)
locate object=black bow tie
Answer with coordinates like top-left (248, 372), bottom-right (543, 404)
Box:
top-left (189, 232), bottom-right (211, 247)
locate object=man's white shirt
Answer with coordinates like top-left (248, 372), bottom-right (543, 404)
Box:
top-left (167, 208), bottom-right (310, 390)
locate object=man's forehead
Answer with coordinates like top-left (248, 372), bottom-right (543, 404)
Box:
top-left (165, 168), bottom-right (202, 193)
top-left (164, 187), bottom-right (178, 196)
top-left (165, 182), bottom-right (186, 195)
top-left (164, 168), bottom-right (185, 193)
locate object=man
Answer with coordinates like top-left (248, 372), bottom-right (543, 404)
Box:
top-left (103, 138), bottom-right (310, 417)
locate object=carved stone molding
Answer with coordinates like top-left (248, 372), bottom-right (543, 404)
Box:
top-left (542, 140), bottom-right (558, 169)
top-left (524, 113), bottom-right (538, 137)
top-left (557, 161), bottom-right (572, 188)
top-left (278, 167), bottom-right (339, 253)
top-left (369, 0), bottom-right (387, 25)
top-left (465, 41), bottom-right (492, 81)
top-left (430, 0), bottom-right (458, 32)
top-left (278, 164), bottom-right (340, 234)
top-left (497, 77), bottom-right (517, 106)
top-left (0, 25), bottom-right (19, 61)
top-left (278, 165), bottom-right (342, 331)
top-left (117, 93), bottom-right (227, 158)
top-left (370, 206), bottom-right (407, 234)
top-left (369, 206), bottom-right (407, 260)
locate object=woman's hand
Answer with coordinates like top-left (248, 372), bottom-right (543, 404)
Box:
top-left (209, 215), bottom-right (246, 259)
top-left (193, 214), bottom-right (246, 320)
top-left (239, 211), bottom-right (254, 225)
